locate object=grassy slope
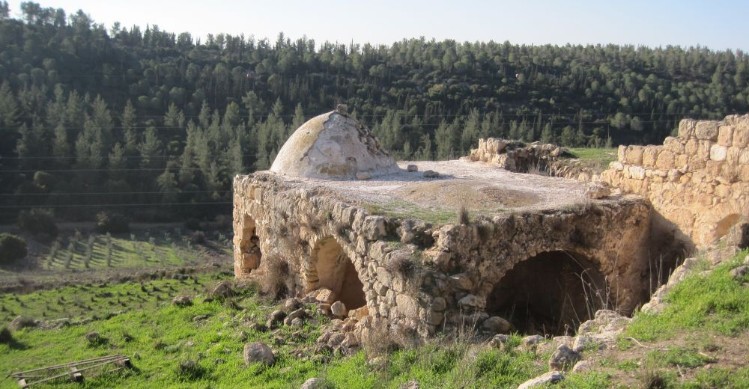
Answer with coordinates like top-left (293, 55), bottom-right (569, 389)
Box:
top-left (2, 236), bottom-right (747, 388)
top-left (606, 249), bottom-right (749, 388)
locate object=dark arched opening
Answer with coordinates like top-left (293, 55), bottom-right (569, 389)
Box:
top-left (486, 251), bottom-right (608, 336)
top-left (238, 214), bottom-right (262, 274)
top-left (312, 237), bottom-right (365, 310)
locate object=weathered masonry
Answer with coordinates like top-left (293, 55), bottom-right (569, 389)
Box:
top-left (233, 109), bottom-right (673, 338)
top-left (601, 115), bottom-right (749, 249)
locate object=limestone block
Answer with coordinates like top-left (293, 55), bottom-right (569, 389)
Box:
top-left (361, 216), bottom-right (387, 240)
top-left (376, 267), bottom-right (392, 287)
top-left (450, 273), bottom-right (474, 291)
top-left (396, 294), bottom-right (419, 318)
top-left (617, 145), bottom-right (626, 162)
top-left (710, 145), bottom-right (727, 161)
top-left (720, 163), bottom-right (738, 183)
top-left (430, 297), bottom-right (447, 311)
top-left (718, 125), bottom-right (734, 147)
top-left (740, 150), bottom-right (749, 165)
top-left (727, 147), bottom-right (742, 164)
top-left (739, 165), bottom-right (749, 181)
top-left (688, 155), bottom-right (706, 170)
top-left (715, 184), bottom-right (731, 198)
top-left (678, 118), bottom-right (696, 139)
top-left (655, 150), bottom-right (675, 170)
top-left (663, 137), bottom-right (684, 154)
top-left (684, 138), bottom-right (699, 155)
top-left (695, 121), bottom-right (719, 141)
top-left (458, 294), bottom-right (485, 309)
top-left (609, 161), bottom-right (624, 171)
top-left (734, 119), bottom-right (749, 148)
top-left (697, 140), bottom-right (712, 161)
top-left (426, 310), bottom-right (444, 326)
top-left (675, 154), bottom-right (689, 168)
top-left (642, 146), bottom-right (659, 167)
top-left (627, 166), bottom-right (646, 180)
top-left (625, 145), bottom-right (644, 165)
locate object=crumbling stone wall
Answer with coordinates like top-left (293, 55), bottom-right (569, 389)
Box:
top-left (467, 138), bottom-right (600, 181)
top-left (601, 115), bottom-right (749, 247)
top-left (467, 139), bottom-right (566, 172)
top-left (234, 173), bottom-right (653, 338)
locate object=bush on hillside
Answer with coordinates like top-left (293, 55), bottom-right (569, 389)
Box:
top-left (95, 211), bottom-right (130, 233)
top-left (0, 234), bottom-right (28, 266)
top-left (17, 208), bottom-right (58, 237)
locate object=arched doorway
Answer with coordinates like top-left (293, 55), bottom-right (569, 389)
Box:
top-left (237, 214), bottom-right (262, 274)
top-left (486, 251), bottom-right (608, 335)
top-left (310, 237), bottom-right (365, 310)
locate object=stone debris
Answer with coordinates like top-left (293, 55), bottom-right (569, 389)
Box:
top-left (481, 316), bottom-right (511, 334)
top-left (422, 170), bottom-right (439, 178)
top-left (572, 360), bottom-right (595, 373)
top-left (300, 377), bottom-right (324, 389)
top-left (172, 295), bottom-right (192, 307)
top-left (517, 371), bottom-right (564, 389)
top-left (585, 182), bottom-right (610, 199)
top-left (243, 342), bottom-right (275, 366)
top-left (549, 344), bottom-right (581, 370)
top-left (331, 301), bottom-right (348, 318)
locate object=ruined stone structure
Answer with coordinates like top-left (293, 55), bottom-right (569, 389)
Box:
top-left (270, 110), bottom-right (399, 180)
top-left (601, 115), bottom-right (749, 248)
top-left (466, 138), bottom-right (602, 181)
top-left (234, 110), bottom-right (664, 339)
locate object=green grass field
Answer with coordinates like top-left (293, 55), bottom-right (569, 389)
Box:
top-left (38, 230), bottom-right (231, 271)
top-left (567, 147), bottom-right (618, 172)
top-left (2, 229), bottom-right (748, 388)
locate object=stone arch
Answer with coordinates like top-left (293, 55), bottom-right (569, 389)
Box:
top-left (237, 214), bottom-right (262, 274)
top-left (307, 236), bottom-right (366, 310)
top-left (485, 250), bottom-right (608, 335)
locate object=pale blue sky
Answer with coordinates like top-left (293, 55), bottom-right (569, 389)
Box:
top-left (7, 0), bottom-right (749, 51)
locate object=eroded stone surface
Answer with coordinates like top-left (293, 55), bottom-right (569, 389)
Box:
top-left (601, 114), bottom-right (749, 247)
top-left (270, 111), bottom-right (399, 179)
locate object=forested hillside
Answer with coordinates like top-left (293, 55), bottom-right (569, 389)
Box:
top-left (1, 1), bottom-right (748, 222)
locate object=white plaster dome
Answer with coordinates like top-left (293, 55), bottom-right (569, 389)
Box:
top-left (270, 111), bottom-right (399, 179)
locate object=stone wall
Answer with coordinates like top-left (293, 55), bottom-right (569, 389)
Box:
top-left (467, 138), bottom-right (565, 172)
top-left (467, 138), bottom-right (600, 181)
top-left (601, 115), bottom-right (749, 247)
top-left (234, 173), bottom-right (654, 338)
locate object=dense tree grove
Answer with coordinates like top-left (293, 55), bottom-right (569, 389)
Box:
top-left (1, 2), bottom-right (748, 221)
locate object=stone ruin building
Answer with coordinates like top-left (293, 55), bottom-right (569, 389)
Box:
top-left (233, 109), bottom-right (749, 340)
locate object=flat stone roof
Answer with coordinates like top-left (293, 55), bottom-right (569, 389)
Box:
top-left (265, 160), bottom-right (590, 222)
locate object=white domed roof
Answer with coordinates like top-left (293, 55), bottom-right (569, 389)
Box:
top-left (270, 111), bottom-right (399, 179)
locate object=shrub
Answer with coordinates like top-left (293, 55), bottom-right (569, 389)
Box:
top-left (189, 231), bottom-right (206, 245)
top-left (458, 206), bottom-right (470, 225)
top-left (176, 359), bottom-right (207, 381)
top-left (261, 258), bottom-right (294, 300)
top-left (95, 211), bottom-right (130, 233)
top-left (18, 208), bottom-right (58, 237)
top-left (0, 233), bottom-right (28, 265)
top-left (85, 331), bottom-right (108, 347)
top-left (0, 327), bottom-right (13, 344)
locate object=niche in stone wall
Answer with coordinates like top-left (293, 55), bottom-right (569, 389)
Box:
top-left (486, 251), bottom-right (608, 336)
top-left (310, 237), bottom-right (366, 310)
top-left (238, 214), bottom-right (262, 274)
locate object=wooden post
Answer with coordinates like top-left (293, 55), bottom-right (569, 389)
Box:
top-left (69, 367), bottom-right (83, 382)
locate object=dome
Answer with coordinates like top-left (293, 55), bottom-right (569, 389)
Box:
top-left (270, 111), bottom-right (399, 179)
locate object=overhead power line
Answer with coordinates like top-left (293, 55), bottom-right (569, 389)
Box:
top-left (0, 201), bottom-right (232, 209)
